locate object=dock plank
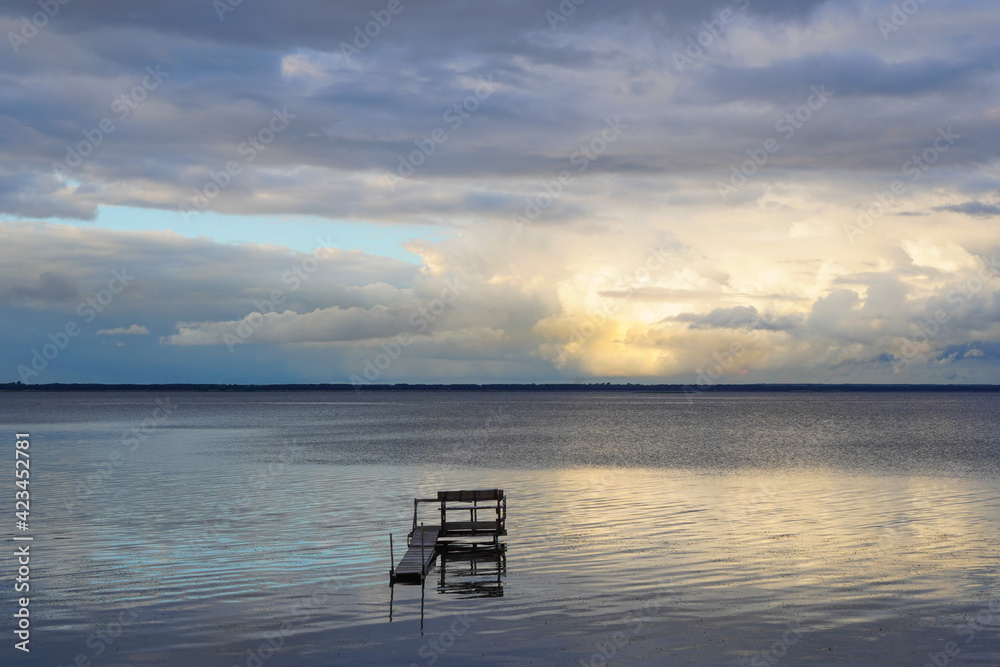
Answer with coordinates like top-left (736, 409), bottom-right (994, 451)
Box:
top-left (392, 525), bottom-right (440, 583)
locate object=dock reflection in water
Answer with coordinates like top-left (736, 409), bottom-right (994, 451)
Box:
top-left (436, 542), bottom-right (506, 598)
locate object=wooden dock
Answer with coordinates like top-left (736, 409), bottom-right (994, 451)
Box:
top-left (391, 525), bottom-right (440, 584)
top-left (390, 489), bottom-right (506, 586)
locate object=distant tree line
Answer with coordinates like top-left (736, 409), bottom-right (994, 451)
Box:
top-left (1, 382), bottom-right (997, 392)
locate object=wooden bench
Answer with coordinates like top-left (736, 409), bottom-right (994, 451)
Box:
top-left (411, 489), bottom-right (507, 544)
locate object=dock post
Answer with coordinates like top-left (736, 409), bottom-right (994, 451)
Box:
top-left (389, 533), bottom-right (395, 582)
top-left (420, 522), bottom-right (426, 632)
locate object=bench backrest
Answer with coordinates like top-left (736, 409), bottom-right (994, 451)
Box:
top-left (437, 489), bottom-right (504, 502)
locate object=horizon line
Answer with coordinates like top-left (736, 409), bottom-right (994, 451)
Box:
top-left (2, 382), bottom-right (999, 392)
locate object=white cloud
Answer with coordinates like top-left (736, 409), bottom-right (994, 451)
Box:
top-left (901, 240), bottom-right (979, 273)
top-left (97, 324), bottom-right (150, 336)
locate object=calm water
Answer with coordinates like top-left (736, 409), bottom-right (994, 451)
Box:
top-left (2, 391), bottom-right (999, 666)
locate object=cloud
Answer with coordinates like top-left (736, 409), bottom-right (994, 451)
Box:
top-left (96, 324), bottom-right (150, 335)
top-left (162, 306), bottom-right (413, 346)
top-left (934, 201), bottom-right (1000, 217)
top-left (692, 51), bottom-right (989, 105)
top-left (669, 305), bottom-right (801, 331)
top-left (2, 0), bottom-right (997, 224)
top-left (3, 270), bottom-right (79, 307)
top-left (1, 216), bottom-right (999, 383)
top-left (902, 240), bottom-right (979, 273)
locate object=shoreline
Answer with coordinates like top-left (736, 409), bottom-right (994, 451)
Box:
top-left (2, 382), bottom-right (999, 392)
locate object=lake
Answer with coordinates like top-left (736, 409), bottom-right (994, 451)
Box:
top-left (2, 390), bottom-right (999, 665)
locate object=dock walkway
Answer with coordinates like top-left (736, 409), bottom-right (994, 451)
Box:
top-left (391, 525), bottom-right (440, 584)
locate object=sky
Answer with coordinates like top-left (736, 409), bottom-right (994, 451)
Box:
top-left (1, 0), bottom-right (999, 385)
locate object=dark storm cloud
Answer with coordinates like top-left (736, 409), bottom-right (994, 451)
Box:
top-left (0, 0), bottom-right (843, 221)
top-left (690, 51), bottom-right (996, 104)
top-left (2, 0), bottom-right (830, 46)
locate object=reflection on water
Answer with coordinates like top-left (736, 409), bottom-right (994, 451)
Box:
top-left (1, 391), bottom-right (998, 665)
top-left (435, 544), bottom-right (506, 598)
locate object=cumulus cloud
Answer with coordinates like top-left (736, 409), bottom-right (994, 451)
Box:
top-left (902, 240), bottom-right (979, 273)
top-left (1, 217), bottom-right (999, 383)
